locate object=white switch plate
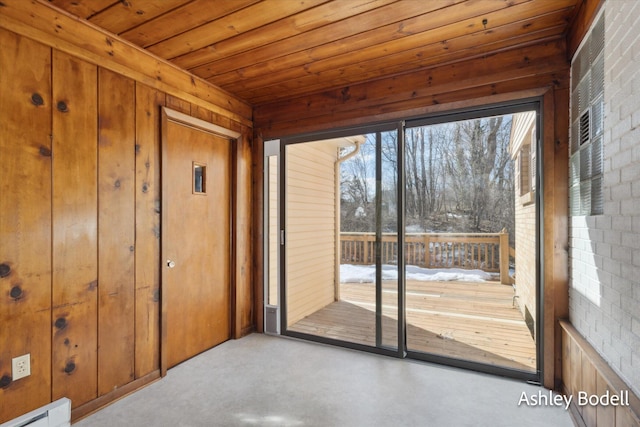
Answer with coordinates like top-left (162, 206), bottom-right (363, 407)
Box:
top-left (12, 353), bottom-right (31, 380)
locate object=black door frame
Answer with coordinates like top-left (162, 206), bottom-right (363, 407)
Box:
top-left (279, 122), bottom-right (404, 359)
top-left (274, 98), bottom-right (543, 382)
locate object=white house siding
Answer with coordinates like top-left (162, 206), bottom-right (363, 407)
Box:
top-left (285, 141), bottom-right (338, 326)
top-left (569, 0), bottom-right (640, 397)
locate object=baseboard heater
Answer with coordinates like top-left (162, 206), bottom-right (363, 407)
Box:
top-left (0, 398), bottom-right (71, 427)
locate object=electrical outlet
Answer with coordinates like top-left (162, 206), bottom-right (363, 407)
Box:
top-left (12, 354), bottom-right (30, 380)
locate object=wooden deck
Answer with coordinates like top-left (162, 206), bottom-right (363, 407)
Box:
top-left (289, 280), bottom-right (537, 372)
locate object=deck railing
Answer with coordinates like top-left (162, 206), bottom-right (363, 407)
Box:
top-left (340, 230), bottom-right (514, 284)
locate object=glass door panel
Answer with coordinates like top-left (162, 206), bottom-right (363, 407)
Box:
top-left (284, 130), bottom-right (399, 352)
top-left (404, 112), bottom-right (538, 373)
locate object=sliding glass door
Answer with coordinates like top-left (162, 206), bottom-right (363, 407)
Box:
top-left (271, 101), bottom-right (541, 379)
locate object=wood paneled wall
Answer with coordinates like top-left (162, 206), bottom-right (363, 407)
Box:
top-left (561, 321), bottom-right (640, 427)
top-left (97, 67), bottom-right (137, 396)
top-left (0, 26), bottom-right (253, 424)
top-left (0, 28), bottom-right (53, 417)
top-left (51, 50), bottom-right (98, 407)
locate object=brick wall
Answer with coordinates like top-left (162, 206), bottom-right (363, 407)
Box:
top-left (514, 188), bottom-right (536, 335)
top-left (512, 117), bottom-right (537, 337)
top-left (569, 0), bottom-right (640, 397)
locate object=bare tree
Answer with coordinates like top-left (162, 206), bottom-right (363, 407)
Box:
top-left (340, 116), bottom-right (515, 236)
top-left (444, 116), bottom-right (514, 233)
top-left (340, 136), bottom-right (375, 232)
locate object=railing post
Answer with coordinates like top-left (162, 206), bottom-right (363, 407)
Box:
top-left (363, 233), bottom-right (369, 264)
top-left (499, 228), bottom-right (510, 285)
top-left (423, 234), bottom-right (430, 268)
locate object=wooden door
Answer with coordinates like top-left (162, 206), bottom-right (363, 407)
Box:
top-left (162, 110), bottom-right (232, 370)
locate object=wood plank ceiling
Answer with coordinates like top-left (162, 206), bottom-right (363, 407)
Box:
top-left (49, 0), bottom-right (583, 107)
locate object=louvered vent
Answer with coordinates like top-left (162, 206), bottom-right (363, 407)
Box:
top-left (580, 111), bottom-right (590, 146)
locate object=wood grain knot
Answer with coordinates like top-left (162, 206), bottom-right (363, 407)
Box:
top-left (64, 361), bottom-right (76, 374)
top-left (57, 101), bottom-right (69, 112)
top-left (39, 146), bottom-right (52, 157)
top-left (340, 87), bottom-right (351, 101)
top-left (31, 93), bottom-right (44, 106)
top-left (55, 317), bottom-right (67, 330)
top-left (0, 263), bottom-right (10, 278)
top-left (9, 286), bottom-right (22, 300)
top-left (153, 289), bottom-right (160, 302)
top-left (0, 375), bottom-right (11, 389)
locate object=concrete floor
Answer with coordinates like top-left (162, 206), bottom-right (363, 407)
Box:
top-left (75, 334), bottom-right (574, 427)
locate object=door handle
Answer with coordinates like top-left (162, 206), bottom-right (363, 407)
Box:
top-left (167, 259), bottom-right (176, 268)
